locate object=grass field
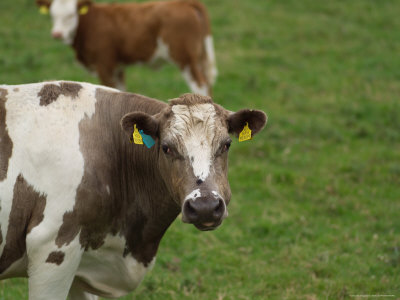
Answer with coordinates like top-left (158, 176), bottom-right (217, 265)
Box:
top-left (1, 0), bottom-right (400, 299)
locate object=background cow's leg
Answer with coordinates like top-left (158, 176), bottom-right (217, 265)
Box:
top-left (96, 63), bottom-right (118, 88)
top-left (69, 281), bottom-right (98, 300)
top-left (26, 234), bottom-right (83, 300)
top-left (181, 62), bottom-right (209, 96)
top-left (113, 67), bottom-right (126, 92)
top-left (203, 35), bottom-right (218, 87)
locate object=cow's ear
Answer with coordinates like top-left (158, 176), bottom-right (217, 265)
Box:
top-left (227, 109), bottom-right (267, 137)
top-left (36, 0), bottom-right (51, 7)
top-left (77, 0), bottom-right (92, 15)
top-left (36, 0), bottom-right (51, 13)
top-left (120, 112), bottom-right (159, 140)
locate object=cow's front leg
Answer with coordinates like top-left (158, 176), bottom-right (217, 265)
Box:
top-left (113, 68), bottom-right (126, 91)
top-left (26, 233), bottom-right (83, 300)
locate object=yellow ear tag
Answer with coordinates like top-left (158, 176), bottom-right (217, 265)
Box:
top-left (132, 124), bottom-right (143, 145)
top-left (79, 5), bottom-right (89, 15)
top-left (39, 5), bottom-right (49, 15)
top-left (239, 122), bottom-right (252, 142)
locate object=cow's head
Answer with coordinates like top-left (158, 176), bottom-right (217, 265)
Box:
top-left (121, 94), bottom-right (267, 231)
top-left (36, 0), bottom-right (92, 45)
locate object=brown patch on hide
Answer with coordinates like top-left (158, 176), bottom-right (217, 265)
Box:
top-left (38, 82), bottom-right (82, 106)
top-left (55, 88), bottom-right (179, 267)
top-left (46, 251), bottom-right (65, 265)
top-left (54, 88), bottom-right (165, 251)
top-left (0, 175), bottom-right (47, 274)
top-left (0, 88), bottom-right (13, 182)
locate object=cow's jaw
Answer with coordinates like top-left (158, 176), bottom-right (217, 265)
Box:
top-left (50, 0), bottom-right (79, 45)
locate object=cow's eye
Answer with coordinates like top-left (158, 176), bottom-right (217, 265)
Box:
top-left (162, 144), bottom-right (171, 155)
top-left (223, 141), bottom-right (231, 152)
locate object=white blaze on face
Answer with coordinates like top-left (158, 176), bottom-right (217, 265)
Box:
top-left (50, 0), bottom-right (79, 45)
top-left (170, 104), bottom-right (216, 181)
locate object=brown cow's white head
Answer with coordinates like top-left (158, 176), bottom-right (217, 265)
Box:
top-left (121, 94), bottom-right (267, 231)
top-left (36, 0), bottom-right (92, 45)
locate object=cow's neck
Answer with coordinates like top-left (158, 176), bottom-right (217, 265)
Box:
top-left (76, 88), bottom-right (180, 266)
top-left (113, 140), bottom-right (181, 266)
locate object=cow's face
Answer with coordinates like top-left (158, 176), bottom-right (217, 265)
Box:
top-left (36, 0), bottom-right (91, 45)
top-left (121, 94), bottom-right (267, 231)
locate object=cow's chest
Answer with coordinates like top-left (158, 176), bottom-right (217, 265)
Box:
top-left (75, 234), bottom-right (155, 298)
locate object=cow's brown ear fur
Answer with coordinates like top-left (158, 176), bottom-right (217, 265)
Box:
top-left (227, 109), bottom-right (267, 137)
top-left (120, 112), bottom-right (159, 139)
top-left (36, 0), bottom-right (51, 8)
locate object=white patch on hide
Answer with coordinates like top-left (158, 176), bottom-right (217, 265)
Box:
top-left (0, 81), bottom-right (97, 268)
top-left (184, 189), bottom-right (201, 202)
top-left (150, 38), bottom-right (171, 64)
top-left (27, 233), bottom-right (83, 300)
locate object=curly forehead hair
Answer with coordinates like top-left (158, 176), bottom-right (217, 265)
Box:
top-left (168, 94), bottom-right (213, 107)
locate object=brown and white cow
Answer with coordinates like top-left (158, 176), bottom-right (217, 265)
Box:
top-left (35, 0), bottom-right (217, 96)
top-left (0, 81), bottom-right (266, 299)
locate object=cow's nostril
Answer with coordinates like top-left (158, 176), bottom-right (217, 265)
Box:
top-left (213, 199), bottom-right (225, 219)
top-left (183, 200), bottom-right (198, 221)
top-left (183, 197), bottom-right (225, 225)
top-left (196, 179), bottom-right (203, 185)
top-left (52, 32), bottom-right (62, 39)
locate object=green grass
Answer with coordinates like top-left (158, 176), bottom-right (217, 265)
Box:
top-left (1, 0), bottom-right (400, 299)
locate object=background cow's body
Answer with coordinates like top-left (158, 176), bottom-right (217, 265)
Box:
top-left (37, 0), bottom-right (217, 95)
top-left (0, 81), bottom-right (266, 299)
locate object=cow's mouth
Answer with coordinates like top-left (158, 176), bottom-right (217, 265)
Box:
top-left (193, 221), bottom-right (222, 231)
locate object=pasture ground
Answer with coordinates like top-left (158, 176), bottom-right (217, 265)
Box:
top-left (0, 0), bottom-right (399, 299)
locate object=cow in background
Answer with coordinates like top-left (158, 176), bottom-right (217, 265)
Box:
top-left (35, 0), bottom-right (218, 96)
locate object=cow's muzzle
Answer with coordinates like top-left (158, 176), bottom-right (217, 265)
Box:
top-left (182, 196), bottom-right (227, 231)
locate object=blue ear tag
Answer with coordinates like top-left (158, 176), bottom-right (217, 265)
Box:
top-left (139, 130), bottom-right (155, 149)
